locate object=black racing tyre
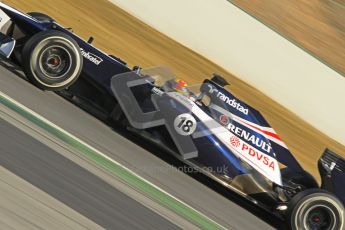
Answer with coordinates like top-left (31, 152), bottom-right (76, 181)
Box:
top-left (28, 12), bottom-right (54, 23)
top-left (22, 30), bottom-right (83, 91)
top-left (287, 188), bottom-right (345, 230)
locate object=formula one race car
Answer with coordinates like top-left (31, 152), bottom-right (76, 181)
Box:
top-left (0, 3), bottom-right (344, 229)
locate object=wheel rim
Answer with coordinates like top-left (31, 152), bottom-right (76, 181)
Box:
top-left (304, 205), bottom-right (336, 230)
top-left (39, 45), bottom-right (72, 78)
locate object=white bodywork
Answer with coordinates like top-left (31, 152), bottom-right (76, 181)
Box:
top-left (168, 92), bottom-right (282, 186)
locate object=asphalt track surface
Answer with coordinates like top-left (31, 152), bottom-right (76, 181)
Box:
top-left (0, 62), bottom-right (277, 229)
top-left (0, 117), bottom-right (180, 230)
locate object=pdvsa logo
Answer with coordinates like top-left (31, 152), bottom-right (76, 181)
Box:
top-left (230, 136), bottom-right (240, 148)
top-left (241, 143), bottom-right (275, 171)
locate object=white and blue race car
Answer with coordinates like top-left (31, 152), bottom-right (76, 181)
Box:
top-left (0, 3), bottom-right (344, 229)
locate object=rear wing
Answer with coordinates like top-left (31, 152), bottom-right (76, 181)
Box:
top-left (319, 149), bottom-right (345, 174)
top-left (318, 148), bottom-right (345, 205)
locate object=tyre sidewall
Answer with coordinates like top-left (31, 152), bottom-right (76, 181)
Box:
top-left (288, 190), bottom-right (345, 230)
top-left (23, 31), bottom-right (82, 90)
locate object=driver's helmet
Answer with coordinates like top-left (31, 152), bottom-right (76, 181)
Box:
top-left (170, 79), bottom-right (189, 94)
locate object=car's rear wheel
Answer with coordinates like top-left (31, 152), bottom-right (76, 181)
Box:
top-left (28, 12), bottom-right (54, 23)
top-left (22, 30), bottom-right (83, 91)
top-left (287, 188), bottom-right (344, 230)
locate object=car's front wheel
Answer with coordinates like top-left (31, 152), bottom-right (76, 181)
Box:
top-left (22, 30), bottom-right (83, 91)
top-left (287, 188), bottom-right (344, 230)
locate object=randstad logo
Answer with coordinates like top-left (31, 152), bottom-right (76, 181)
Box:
top-left (208, 85), bottom-right (249, 115)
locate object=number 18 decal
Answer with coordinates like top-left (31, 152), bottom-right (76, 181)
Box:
top-left (174, 113), bottom-right (197, 136)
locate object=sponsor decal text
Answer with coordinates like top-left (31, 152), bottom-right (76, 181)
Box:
top-left (208, 85), bottom-right (248, 115)
top-left (80, 48), bottom-right (103, 65)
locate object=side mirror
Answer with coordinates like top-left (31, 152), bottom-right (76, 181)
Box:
top-left (210, 73), bottom-right (229, 87)
top-left (87, 36), bottom-right (94, 44)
